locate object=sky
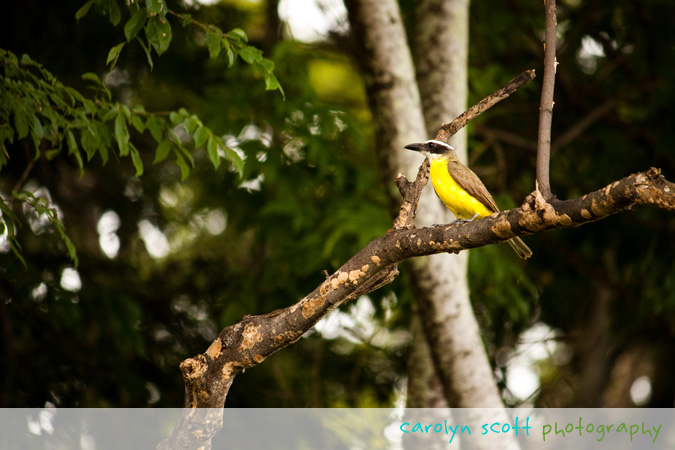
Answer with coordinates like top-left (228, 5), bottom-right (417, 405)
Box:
top-left (190, 0), bottom-right (347, 41)
top-left (278, 0), bottom-right (347, 41)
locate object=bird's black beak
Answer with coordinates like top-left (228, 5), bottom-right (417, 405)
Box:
top-left (404, 143), bottom-right (423, 152)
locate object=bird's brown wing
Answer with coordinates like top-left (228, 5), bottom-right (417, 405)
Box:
top-left (447, 160), bottom-right (500, 212)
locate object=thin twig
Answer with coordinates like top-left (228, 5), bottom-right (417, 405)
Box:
top-left (536, 0), bottom-right (557, 199)
top-left (435, 69), bottom-right (536, 143)
top-left (393, 158), bottom-right (429, 229)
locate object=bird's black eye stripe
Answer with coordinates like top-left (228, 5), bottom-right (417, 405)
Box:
top-left (428, 142), bottom-right (435, 148)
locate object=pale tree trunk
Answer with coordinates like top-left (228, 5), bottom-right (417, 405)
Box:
top-left (410, 0), bottom-right (507, 409)
top-left (407, 0), bottom-right (471, 409)
top-left (406, 313), bottom-right (448, 407)
top-left (344, 0), bottom-right (510, 413)
top-left (343, 0), bottom-right (447, 408)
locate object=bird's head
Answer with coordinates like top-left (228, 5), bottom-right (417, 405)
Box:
top-left (404, 140), bottom-right (455, 160)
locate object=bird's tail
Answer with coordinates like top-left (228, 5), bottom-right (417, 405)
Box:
top-left (506, 237), bottom-right (533, 260)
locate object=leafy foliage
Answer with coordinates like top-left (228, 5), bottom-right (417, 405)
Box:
top-left (76, 0), bottom-right (283, 95)
top-left (0, 0), bottom-right (396, 407)
top-left (0, 48), bottom-right (243, 265)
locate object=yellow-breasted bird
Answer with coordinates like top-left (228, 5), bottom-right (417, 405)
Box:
top-left (405, 139), bottom-right (532, 259)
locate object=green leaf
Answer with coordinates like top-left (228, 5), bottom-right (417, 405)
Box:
top-left (175, 153), bottom-right (190, 180)
top-left (83, 99), bottom-right (96, 115)
top-left (259, 57), bottom-right (274, 72)
top-left (206, 136), bottom-right (221, 169)
top-left (129, 143), bottom-right (144, 176)
top-left (206, 30), bottom-right (222, 59)
top-left (264, 71), bottom-right (283, 94)
top-left (226, 28), bottom-right (249, 43)
top-left (8, 238), bottom-right (27, 269)
top-left (108, 0), bottom-right (121, 26)
top-left (31, 116), bottom-right (44, 140)
top-left (0, 125), bottom-right (14, 147)
top-left (146, 115), bottom-right (163, 142)
top-left (95, 122), bottom-right (110, 164)
top-left (114, 111), bottom-right (130, 156)
top-left (237, 46), bottom-right (263, 64)
top-left (106, 42), bottom-right (125, 68)
top-left (75, 0), bottom-right (96, 21)
top-left (193, 126), bottom-right (209, 147)
top-left (225, 43), bottom-right (235, 67)
top-left (169, 110), bottom-right (182, 125)
top-left (125, 8), bottom-right (147, 42)
top-left (120, 104), bottom-right (131, 119)
top-left (100, 106), bottom-right (117, 122)
top-left (66, 130), bottom-right (84, 170)
top-left (156, 19), bottom-right (172, 55)
top-left (80, 126), bottom-right (99, 160)
top-left (130, 114), bottom-right (145, 133)
top-left (20, 53), bottom-right (36, 65)
top-left (153, 139), bottom-right (171, 164)
top-left (169, 131), bottom-right (194, 166)
top-left (146, 0), bottom-right (165, 15)
top-left (145, 16), bottom-right (172, 56)
top-left (145, 18), bottom-right (159, 51)
top-left (63, 235), bottom-right (79, 268)
top-left (180, 13), bottom-right (192, 27)
top-left (223, 145), bottom-right (244, 177)
top-left (13, 107), bottom-right (29, 139)
top-left (82, 72), bottom-right (101, 84)
top-left (183, 116), bottom-right (199, 134)
top-left (136, 37), bottom-right (154, 70)
top-left (65, 87), bottom-right (86, 104)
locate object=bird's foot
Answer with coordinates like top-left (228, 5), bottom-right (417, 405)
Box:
top-left (449, 213), bottom-right (480, 225)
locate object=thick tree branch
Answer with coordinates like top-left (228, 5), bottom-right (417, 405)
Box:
top-left (536, 0), bottom-right (557, 199)
top-left (178, 166), bottom-right (673, 410)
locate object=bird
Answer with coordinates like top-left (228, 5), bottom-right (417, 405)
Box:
top-left (405, 139), bottom-right (532, 259)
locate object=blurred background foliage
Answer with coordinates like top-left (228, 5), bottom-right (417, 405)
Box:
top-left (1, 0), bottom-right (674, 408)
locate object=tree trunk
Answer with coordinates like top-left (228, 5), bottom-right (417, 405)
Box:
top-left (345, 0), bottom-right (507, 411)
top-left (343, 0), bottom-right (448, 408)
top-left (410, 0), bottom-right (506, 408)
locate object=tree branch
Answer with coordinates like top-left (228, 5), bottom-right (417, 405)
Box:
top-left (536, 0), bottom-right (558, 199)
top-left (177, 166), bottom-right (673, 411)
top-left (435, 69), bottom-right (536, 143)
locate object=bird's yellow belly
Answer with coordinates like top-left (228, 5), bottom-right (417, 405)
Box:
top-left (429, 159), bottom-right (492, 220)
